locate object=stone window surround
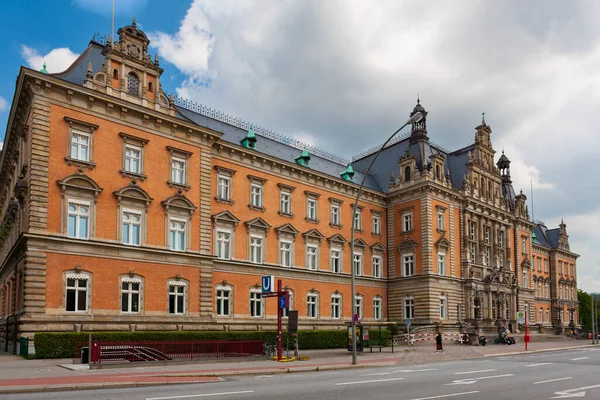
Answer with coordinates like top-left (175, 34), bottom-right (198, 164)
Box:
top-left (162, 193), bottom-right (196, 252)
top-left (119, 274), bottom-right (144, 315)
top-left (167, 146), bottom-right (193, 191)
top-left (215, 166), bottom-right (236, 204)
top-left (62, 269), bottom-right (93, 314)
top-left (351, 204), bottom-right (364, 233)
top-left (119, 132), bottom-right (149, 181)
top-left (276, 224), bottom-right (298, 267)
top-left (306, 291), bottom-right (319, 319)
top-left (352, 244), bottom-right (364, 276)
top-left (400, 206), bottom-right (414, 233)
top-left (64, 116), bottom-right (99, 170)
top-left (436, 205), bottom-right (447, 233)
top-left (402, 253), bottom-right (415, 277)
top-left (278, 183), bottom-right (295, 217)
top-left (371, 210), bottom-right (382, 236)
top-left (246, 221), bottom-right (267, 263)
top-left (167, 277), bottom-right (189, 316)
top-left (372, 254), bottom-right (383, 278)
top-left (213, 211), bottom-right (240, 260)
top-left (304, 190), bottom-right (321, 223)
top-left (329, 197), bottom-right (344, 228)
top-left (248, 175), bottom-right (267, 211)
top-left (114, 184), bottom-right (153, 246)
top-left (373, 295), bottom-right (382, 320)
top-left (404, 295), bottom-right (415, 319)
top-left (216, 283), bottom-right (233, 317)
top-left (439, 295), bottom-right (447, 320)
top-left (305, 240), bottom-right (320, 271)
top-left (331, 292), bottom-right (342, 320)
top-left (354, 293), bottom-right (364, 319)
top-left (249, 286), bottom-right (264, 318)
top-left (57, 173), bottom-right (103, 239)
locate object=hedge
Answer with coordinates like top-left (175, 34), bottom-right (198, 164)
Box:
top-left (34, 330), bottom-right (351, 359)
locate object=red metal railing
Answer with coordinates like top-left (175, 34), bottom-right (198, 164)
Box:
top-left (75, 340), bottom-right (264, 364)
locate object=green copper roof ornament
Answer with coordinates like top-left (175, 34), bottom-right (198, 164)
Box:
top-left (295, 147), bottom-right (311, 167)
top-left (39, 62), bottom-right (48, 74)
top-left (532, 230), bottom-right (537, 242)
top-left (340, 164), bottom-right (355, 182)
top-left (240, 125), bottom-right (257, 149)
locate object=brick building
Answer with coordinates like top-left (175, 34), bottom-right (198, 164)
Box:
top-left (0, 21), bottom-right (579, 343)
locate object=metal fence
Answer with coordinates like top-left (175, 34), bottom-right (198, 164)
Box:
top-left (76, 340), bottom-right (264, 364)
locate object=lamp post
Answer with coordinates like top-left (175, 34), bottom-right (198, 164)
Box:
top-left (349, 111), bottom-right (423, 365)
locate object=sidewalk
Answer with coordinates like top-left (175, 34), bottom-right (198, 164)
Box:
top-left (0, 339), bottom-right (594, 394)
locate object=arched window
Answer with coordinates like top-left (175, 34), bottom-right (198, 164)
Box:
top-left (127, 72), bottom-right (140, 96)
top-left (435, 165), bottom-right (441, 180)
top-left (404, 166), bottom-right (411, 182)
top-left (113, 69), bottom-right (119, 80)
top-left (148, 82), bottom-right (154, 92)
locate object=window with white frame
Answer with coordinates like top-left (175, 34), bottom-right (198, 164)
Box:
top-left (403, 212), bottom-right (413, 232)
top-left (469, 221), bottom-right (476, 262)
top-left (250, 289), bottom-right (263, 317)
top-left (544, 259), bottom-right (548, 273)
top-left (280, 191), bottom-right (291, 214)
top-left (216, 285), bottom-right (231, 317)
top-left (559, 261), bottom-right (563, 275)
top-left (403, 254), bottom-right (415, 277)
top-left (282, 290), bottom-right (293, 318)
top-left (171, 157), bottom-right (186, 185)
top-left (250, 236), bottom-right (263, 264)
top-left (404, 296), bottom-right (414, 319)
top-left (216, 230), bottom-right (232, 260)
top-left (66, 274), bottom-right (89, 312)
top-left (71, 131), bottom-right (90, 162)
top-left (372, 256), bottom-right (382, 278)
top-left (121, 278), bottom-right (141, 313)
top-left (250, 183), bottom-right (263, 208)
top-left (437, 211), bottom-right (445, 231)
top-left (484, 226), bottom-right (491, 266)
top-left (559, 284), bottom-right (563, 299)
top-left (437, 251), bottom-right (446, 276)
top-left (522, 236), bottom-right (528, 255)
top-left (122, 209), bottom-right (142, 246)
top-left (307, 245), bottom-right (318, 270)
top-left (280, 240), bottom-right (292, 267)
top-left (522, 268), bottom-right (528, 288)
top-left (353, 208), bottom-right (362, 231)
top-left (217, 174), bottom-right (231, 201)
top-left (307, 197), bottom-right (317, 221)
top-left (331, 248), bottom-right (341, 273)
top-left (353, 252), bottom-right (362, 276)
top-left (571, 287), bottom-right (574, 300)
top-left (372, 213), bottom-right (381, 235)
top-left (538, 281), bottom-right (542, 298)
top-left (544, 282), bottom-right (549, 298)
top-left (168, 281), bottom-right (186, 315)
top-left (307, 293), bottom-right (318, 318)
top-left (373, 297), bottom-right (382, 320)
top-left (331, 294), bottom-right (341, 319)
top-left (354, 295), bottom-right (363, 320)
top-left (330, 203), bottom-right (341, 226)
top-left (169, 218), bottom-right (186, 251)
top-left (545, 309), bottom-right (550, 323)
top-left (124, 145), bottom-right (141, 174)
top-left (537, 258), bottom-right (541, 272)
top-left (440, 296), bottom-right (447, 319)
top-left (67, 200), bottom-right (90, 239)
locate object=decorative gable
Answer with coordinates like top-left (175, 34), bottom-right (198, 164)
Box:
top-left (275, 223), bottom-right (299, 238)
top-left (397, 236), bottom-right (418, 251)
top-left (352, 238), bottom-right (368, 248)
top-left (435, 236), bottom-right (451, 249)
top-left (370, 242), bottom-right (386, 252)
top-left (245, 217), bottom-right (271, 231)
top-left (212, 210), bottom-right (240, 226)
top-left (303, 229), bottom-right (325, 242)
top-left (327, 233), bottom-right (347, 246)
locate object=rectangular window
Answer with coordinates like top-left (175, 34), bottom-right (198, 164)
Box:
top-left (404, 297), bottom-right (414, 319)
top-left (122, 209), bottom-right (142, 246)
top-left (307, 198), bottom-right (317, 220)
top-left (498, 230), bottom-right (504, 249)
top-left (354, 297), bottom-right (363, 320)
top-left (71, 131), bottom-right (90, 161)
top-left (168, 284), bottom-right (185, 314)
top-left (307, 245), bottom-right (318, 270)
top-left (522, 269), bottom-right (528, 288)
top-left (559, 261), bottom-right (563, 275)
top-left (331, 296), bottom-right (341, 319)
top-left (307, 294), bottom-right (318, 318)
top-left (251, 183), bottom-right (263, 207)
top-left (373, 298), bottom-right (382, 320)
top-left (171, 157), bottom-right (186, 184)
top-left (280, 191), bottom-right (291, 214)
top-left (250, 291), bottom-right (262, 317)
top-left (67, 201), bottom-right (89, 239)
top-left (469, 221), bottom-right (476, 240)
top-left (403, 254), bottom-right (414, 277)
top-left (537, 258), bottom-right (542, 272)
top-left (250, 236), bottom-right (263, 263)
top-left (331, 204), bottom-right (340, 225)
top-left (372, 214), bottom-right (381, 235)
top-left (440, 297), bottom-right (447, 319)
top-left (544, 259), bottom-right (548, 273)
top-left (372, 256), bottom-right (382, 278)
top-left (353, 209), bottom-right (362, 230)
top-left (545, 283), bottom-right (549, 298)
top-left (280, 241), bottom-right (292, 267)
top-left (169, 219), bottom-right (186, 251)
top-left (438, 252), bottom-right (446, 276)
top-left (485, 247), bottom-right (490, 266)
top-left (353, 253), bottom-right (362, 276)
top-left (216, 288), bottom-right (230, 316)
top-left (484, 227), bottom-right (490, 244)
top-left (66, 277), bottom-right (88, 312)
top-left (437, 211), bottom-right (444, 231)
top-left (470, 243), bottom-right (476, 263)
top-left (331, 249), bottom-right (341, 273)
top-left (216, 231), bottom-right (231, 259)
top-left (125, 145), bottom-right (141, 174)
top-left (121, 281), bottom-right (140, 313)
top-left (217, 175), bottom-right (231, 200)
top-left (545, 309), bottom-right (550, 323)
top-left (403, 212), bottom-right (412, 232)
top-left (522, 237), bottom-right (527, 255)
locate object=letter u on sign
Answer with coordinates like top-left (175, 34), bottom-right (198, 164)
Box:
top-left (262, 275), bottom-right (275, 293)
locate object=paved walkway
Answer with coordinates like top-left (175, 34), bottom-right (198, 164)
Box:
top-left (0, 339), bottom-right (594, 394)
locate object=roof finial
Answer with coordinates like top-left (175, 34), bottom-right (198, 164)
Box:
top-left (417, 94), bottom-right (420, 105)
top-left (132, 16), bottom-right (137, 27)
top-left (482, 112), bottom-right (486, 125)
top-left (39, 62), bottom-right (48, 74)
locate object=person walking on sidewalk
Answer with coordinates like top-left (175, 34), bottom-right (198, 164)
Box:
top-left (436, 333), bottom-right (443, 351)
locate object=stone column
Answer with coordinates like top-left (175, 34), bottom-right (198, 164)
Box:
top-left (487, 291), bottom-right (493, 320)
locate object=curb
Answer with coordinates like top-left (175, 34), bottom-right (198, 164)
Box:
top-left (483, 344), bottom-right (597, 358)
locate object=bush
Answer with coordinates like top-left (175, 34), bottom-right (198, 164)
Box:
top-left (34, 330), bottom-right (347, 359)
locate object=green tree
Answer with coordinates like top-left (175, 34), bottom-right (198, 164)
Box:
top-left (579, 289), bottom-right (591, 330)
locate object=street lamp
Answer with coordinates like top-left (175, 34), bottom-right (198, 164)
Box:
top-left (349, 110), bottom-right (423, 365)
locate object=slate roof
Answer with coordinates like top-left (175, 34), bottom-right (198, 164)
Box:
top-left (533, 224), bottom-right (560, 249)
top-left (55, 42), bottom-right (106, 86)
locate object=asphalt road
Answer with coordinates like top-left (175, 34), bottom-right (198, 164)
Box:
top-left (4, 347), bottom-right (600, 400)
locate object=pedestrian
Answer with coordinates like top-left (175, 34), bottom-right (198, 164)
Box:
top-left (436, 333), bottom-right (443, 351)
top-left (508, 322), bottom-right (513, 333)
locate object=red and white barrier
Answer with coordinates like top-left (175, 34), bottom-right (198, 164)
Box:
top-left (404, 332), bottom-right (466, 345)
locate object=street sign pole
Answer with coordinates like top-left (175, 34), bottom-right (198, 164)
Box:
top-left (277, 279), bottom-right (282, 361)
top-left (525, 311), bottom-right (528, 351)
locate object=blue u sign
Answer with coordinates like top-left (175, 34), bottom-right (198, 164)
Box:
top-left (262, 275), bottom-right (275, 293)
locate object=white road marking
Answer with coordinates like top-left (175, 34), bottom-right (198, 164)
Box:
top-left (526, 362), bottom-right (553, 367)
top-left (571, 357), bottom-right (590, 361)
top-left (392, 368), bottom-right (438, 373)
top-left (453, 369), bottom-right (496, 375)
top-left (409, 391), bottom-right (480, 400)
top-left (364, 372), bottom-right (393, 376)
top-left (445, 374), bottom-right (514, 386)
top-left (336, 377), bottom-right (405, 386)
top-left (552, 383), bottom-right (600, 398)
top-left (534, 377), bottom-right (572, 385)
top-left (146, 391), bottom-right (255, 400)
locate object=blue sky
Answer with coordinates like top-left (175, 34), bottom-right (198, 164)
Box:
top-left (0, 0), bottom-right (191, 140)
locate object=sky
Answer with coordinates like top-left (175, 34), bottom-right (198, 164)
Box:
top-left (0, 0), bottom-right (598, 292)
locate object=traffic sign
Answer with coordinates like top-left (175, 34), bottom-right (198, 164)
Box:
top-left (517, 311), bottom-right (525, 324)
top-left (279, 294), bottom-right (288, 309)
top-left (262, 275), bottom-right (275, 293)
top-left (405, 318), bottom-right (411, 327)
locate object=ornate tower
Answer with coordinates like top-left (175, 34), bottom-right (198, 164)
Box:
top-left (409, 98), bottom-right (429, 144)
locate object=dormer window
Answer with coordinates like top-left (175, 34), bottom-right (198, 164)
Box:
top-left (113, 69), bottom-right (119, 80)
top-left (404, 166), bottom-right (411, 182)
top-left (127, 72), bottom-right (140, 96)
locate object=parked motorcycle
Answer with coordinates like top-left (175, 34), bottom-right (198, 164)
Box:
top-left (478, 336), bottom-right (487, 346)
top-left (494, 335), bottom-right (516, 345)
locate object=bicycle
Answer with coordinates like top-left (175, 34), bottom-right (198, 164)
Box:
top-left (263, 343), bottom-right (277, 359)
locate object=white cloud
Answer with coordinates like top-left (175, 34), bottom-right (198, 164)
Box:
top-left (71, 0), bottom-right (147, 16)
top-left (0, 96), bottom-right (7, 112)
top-left (291, 133), bottom-right (317, 147)
top-left (509, 159), bottom-right (556, 193)
top-left (0, 142), bottom-right (3, 151)
top-left (20, 45), bottom-right (79, 74)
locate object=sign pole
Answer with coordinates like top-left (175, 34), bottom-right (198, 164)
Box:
top-left (525, 310), bottom-right (528, 351)
top-left (277, 279), bottom-right (282, 361)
